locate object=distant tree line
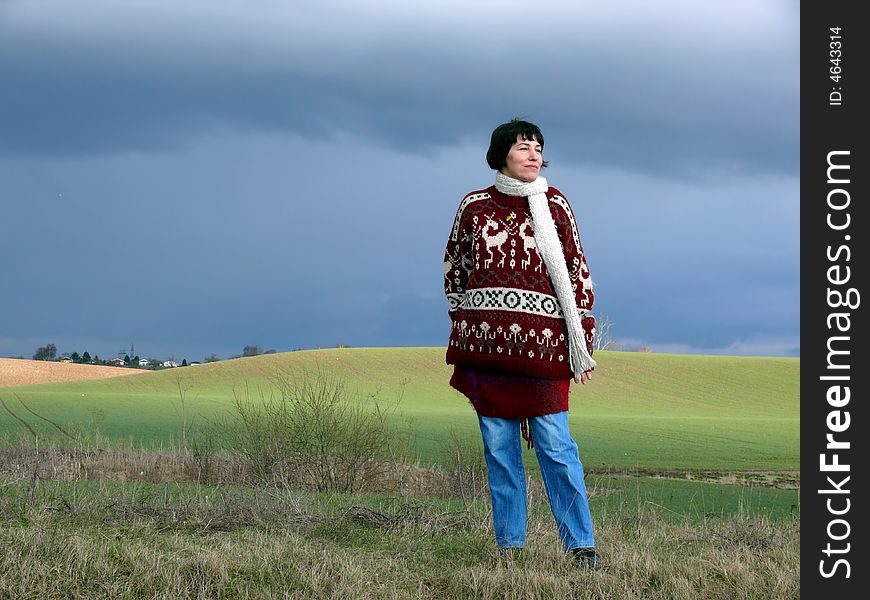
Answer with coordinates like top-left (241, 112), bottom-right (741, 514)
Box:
top-left (27, 343), bottom-right (358, 367)
top-left (224, 346), bottom-right (278, 360)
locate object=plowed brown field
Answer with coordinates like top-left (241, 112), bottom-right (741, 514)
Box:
top-left (0, 358), bottom-right (146, 388)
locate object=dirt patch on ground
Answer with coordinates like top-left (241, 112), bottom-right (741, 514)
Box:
top-left (0, 358), bottom-right (147, 388)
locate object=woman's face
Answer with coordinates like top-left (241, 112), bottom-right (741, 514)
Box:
top-left (501, 134), bottom-right (543, 182)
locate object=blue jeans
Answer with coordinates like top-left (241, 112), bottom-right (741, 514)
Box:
top-left (478, 411), bottom-right (595, 550)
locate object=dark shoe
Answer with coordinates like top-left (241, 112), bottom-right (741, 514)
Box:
top-left (570, 547), bottom-right (601, 569)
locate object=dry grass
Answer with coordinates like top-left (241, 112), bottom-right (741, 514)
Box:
top-left (0, 440), bottom-right (568, 507)
top-left (0, 435), bottom-right (799, 599)
top-left (0, 358), bottom-right (147, 388)
top-left (0, 477), bottom-right (800, 599)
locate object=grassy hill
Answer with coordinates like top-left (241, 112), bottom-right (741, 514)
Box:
top-left (0, 348), bottom-right (799, 471)
top-left (1, 350), bottom-right (800, 598)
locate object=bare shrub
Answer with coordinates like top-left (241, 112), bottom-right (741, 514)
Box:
top-left (594, 314), bottom-right (615, 351)
top-left (437, 426), bottom-right (488, 504)
top-left (218, 366), bottom-right (400, 493)
top-left (0, 394), bottom-right (81, 505)
top-left (184, 432), bottom-right (219, 484)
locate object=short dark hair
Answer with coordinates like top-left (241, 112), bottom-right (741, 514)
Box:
top-left (486, 118), bottom-right (549, 171)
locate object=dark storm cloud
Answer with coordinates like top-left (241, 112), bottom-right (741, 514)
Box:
top-left (0, 0), bottom-right (798, 177)
top-left (0, 131), bottom-right (469, 359)
top-left (0, 1), bottom-right (800, 359)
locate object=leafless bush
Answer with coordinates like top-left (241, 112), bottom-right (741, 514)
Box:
top-left (0, 394), bottom-right (81, 505)
top-left (594, 314), bottom-right (616, 351)
top-left (437, 426), bottom-right (488, 504)
top-left (217, 366), bottom-right (401, 493)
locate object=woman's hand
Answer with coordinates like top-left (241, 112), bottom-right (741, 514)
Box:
top-left (574, 369), bottom-right (594, 384)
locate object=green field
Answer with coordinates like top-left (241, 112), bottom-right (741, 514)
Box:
top-left (1, 349), bottom-right (800, 598)
top-left (0, 348), bottom-right (799, 472)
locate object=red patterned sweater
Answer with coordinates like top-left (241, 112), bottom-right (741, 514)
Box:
top-left (444, 185), bottom-right (595, 380)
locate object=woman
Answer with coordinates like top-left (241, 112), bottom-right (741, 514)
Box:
top-left (443, 118), bottom-right (600, 567)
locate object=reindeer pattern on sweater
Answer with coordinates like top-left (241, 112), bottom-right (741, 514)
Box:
top-left (444, 185), bottom-right (595, 380)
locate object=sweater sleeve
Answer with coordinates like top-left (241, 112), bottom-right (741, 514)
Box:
top-left (550, 190), bottom-right (596, 355)
top-left (443, 201), bottom-right (474, 318)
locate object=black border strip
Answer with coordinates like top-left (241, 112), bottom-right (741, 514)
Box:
top-left (802, 1), bottom-right (867, 595)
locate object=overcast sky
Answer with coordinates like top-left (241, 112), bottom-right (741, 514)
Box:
top-left (0, 0), bottom-right (799, 362)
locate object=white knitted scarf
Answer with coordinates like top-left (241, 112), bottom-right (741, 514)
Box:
top-left (494, 171), bottom-right (596, 376)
